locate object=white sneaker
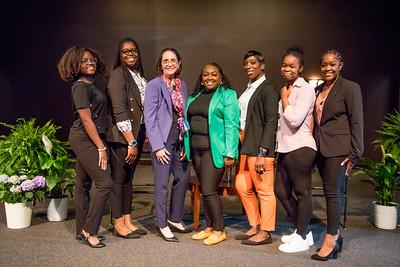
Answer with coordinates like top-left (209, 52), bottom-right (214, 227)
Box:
top-left (278, 232), bottom-right (310, 253)
top-left (281, 229), bottom-right (297, 243)
top-left (306, 231), bottom-right (314, 246)
top-left (281, 229), bottom-right (314, 246)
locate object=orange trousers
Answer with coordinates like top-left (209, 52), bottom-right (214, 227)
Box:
top-left (235, 154), bottom-right (276, 231)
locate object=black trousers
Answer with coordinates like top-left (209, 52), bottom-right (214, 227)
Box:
top-left (192, 149), bottom-right (225, 231)
top-left (316, 154), bottom-right (346, 235)
top-left (109, 124), bottom-right (146, 218)
top-left (276, 147), bottom-right (316, 238)
top-left (69, 131), bottom-right (113, 236)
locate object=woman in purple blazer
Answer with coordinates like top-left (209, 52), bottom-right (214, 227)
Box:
top-left (144, 48), bottom-right (191, 242)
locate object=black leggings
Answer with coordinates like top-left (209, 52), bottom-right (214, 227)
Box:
top-left (316, 154), bottom-right (346, 235)
top-left (192, 149), bottom-right (225, 231)
top-left (276, 147), bottom-right (316, 238)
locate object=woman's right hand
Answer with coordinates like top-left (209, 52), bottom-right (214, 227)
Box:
top-left (98, 150), bottom-right (108, 170)
top-left (280, 84), bottom-right (293, 99)
top-left (224, 157), bottom-right (235, 167)
top-left (156, 148), bottom-right (170, 165)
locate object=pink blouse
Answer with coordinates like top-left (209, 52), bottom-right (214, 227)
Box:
top-left (277, 77), bottom-right (316, 153)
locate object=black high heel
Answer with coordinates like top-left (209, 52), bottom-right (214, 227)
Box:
top-left (168, 221), bottom-right (192, 233)
top-left (112, 229), bottom-right (141, 239)
top-left (311, 242), bottom-right (340, 261)
top-left (79, 231), bottom-right (106, 248)
top-left (157, 227), bottom-right (179, 242)
top-left (337, 235), bottom-right (343, 253)
top-left (316, 234), bottom-right (343, 253)
top-left (76, 234), bottom-right (106, 241)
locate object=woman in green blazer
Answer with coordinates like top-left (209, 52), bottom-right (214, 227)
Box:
top-left (184, 62), bottom-right (240, 245)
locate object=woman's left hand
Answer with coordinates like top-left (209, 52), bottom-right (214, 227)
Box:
top-left (341, 157), bottom-right (355, 177)
top-left (125, 146), bottom-right (138, 165)
top-left (224, 157), bottom-right (235, 167)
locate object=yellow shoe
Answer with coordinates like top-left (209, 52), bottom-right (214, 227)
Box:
top-left (192, 230), bottom-right (212, 240)
top-left (203, 232), bottom-right (227, 245)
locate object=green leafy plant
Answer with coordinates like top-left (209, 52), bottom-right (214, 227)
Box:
top-left (373, 110), bottom-right (400, 152)
top-left (354, 110), bottom-right (400, 206)
top-left (0, 118), bottom-right (76, 199)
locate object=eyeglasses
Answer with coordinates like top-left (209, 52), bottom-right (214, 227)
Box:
top-left (81, 57), bottom-right (97, 64)
top-left (162, 59), bottom-right (178, 66)
top-left (120, 48), bottom-right (138, 55)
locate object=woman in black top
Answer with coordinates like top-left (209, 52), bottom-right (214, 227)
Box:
top-left (58, 46), bottom-right (114, 248)
top-left (185, 63), bottom-right (240, 245)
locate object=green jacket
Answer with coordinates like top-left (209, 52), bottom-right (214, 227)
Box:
top-left (184, 86), bottom-right (240, 168)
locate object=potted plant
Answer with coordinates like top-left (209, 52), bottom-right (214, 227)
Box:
top-left (0, 118), bottom-right (76, 222)
top-left (355, 111), bottom-right (400, 229)
top-left (0, 174), bottom-right (46, 229)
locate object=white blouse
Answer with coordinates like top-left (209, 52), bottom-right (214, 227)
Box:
top-left (239, 74), bottom-right (266, 130)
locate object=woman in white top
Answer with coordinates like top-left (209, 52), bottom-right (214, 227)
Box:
top-left (275, 46), bottom-right (317, 253)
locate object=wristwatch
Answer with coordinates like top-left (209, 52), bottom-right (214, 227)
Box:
top-left (128, 140), bottom-right (138, 148)
top-left (257, 147), bottom-right (268, 157)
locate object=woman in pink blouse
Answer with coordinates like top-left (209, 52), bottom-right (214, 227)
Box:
top-left (275, 46), bottom-right (316, 253)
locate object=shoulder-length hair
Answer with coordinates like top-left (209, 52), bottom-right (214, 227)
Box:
top-left (155, 48), bottom-right (182, 77)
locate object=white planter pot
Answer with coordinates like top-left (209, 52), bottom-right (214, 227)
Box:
top-left (373, 201), bottom-right (398, 230)
top-left (4, 202), bottom-right (33, 229)
top-left (47, 197), bottom-right (68, 222)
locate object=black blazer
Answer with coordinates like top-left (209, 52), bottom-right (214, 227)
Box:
top-left (314, 76), bottom-right (364, 162)
top-left (106, 64), bottom-right (144, 144)
top-left (240, 78), bottom-right (279, 157)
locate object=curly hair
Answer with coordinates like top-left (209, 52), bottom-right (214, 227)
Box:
top-left (192, 62), bottom-right (231, 96)
top-left (57, 45), bottom-right (106, 82)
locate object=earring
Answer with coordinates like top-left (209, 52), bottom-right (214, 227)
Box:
top-left (201, 82), bottom-right (204, 85)
top-left (220, 81), bottom-right (222, 84)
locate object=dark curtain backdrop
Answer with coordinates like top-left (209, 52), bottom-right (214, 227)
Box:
top-left (0, 0), bottom-right (398, 159)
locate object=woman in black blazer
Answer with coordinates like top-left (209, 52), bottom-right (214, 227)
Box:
top-left (107, 37), bottom-right (148, 238)
top-left (311, 50), bottom-right (364, 261)
top-left (235, 50), bottom-right (279, 245)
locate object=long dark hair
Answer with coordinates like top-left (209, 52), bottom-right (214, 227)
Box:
top-left (192, 62), bottom-right (231, 96)
top-left (113, 37), bottom-right (145, 77)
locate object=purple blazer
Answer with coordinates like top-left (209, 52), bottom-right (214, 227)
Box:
top-left (144, 76), bottom-right (188, 152)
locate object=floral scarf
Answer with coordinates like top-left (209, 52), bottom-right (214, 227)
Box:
top-left (162, 75), bottom-right (186, 141)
